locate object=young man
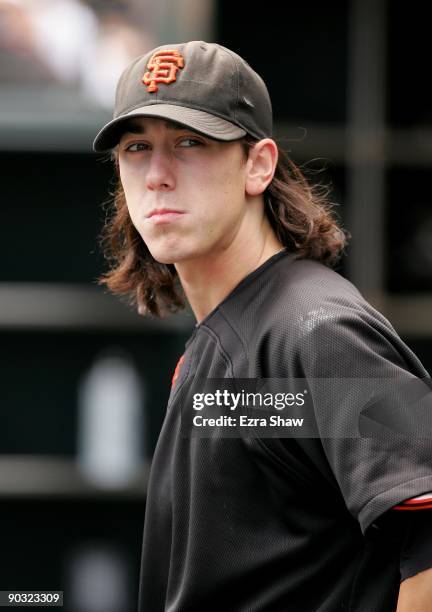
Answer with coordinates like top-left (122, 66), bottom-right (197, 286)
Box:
top-left (93, 41), bottom-right (432, 611)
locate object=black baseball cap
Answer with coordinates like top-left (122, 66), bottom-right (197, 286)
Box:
top-left (93, 40), bottom-right (273, 152)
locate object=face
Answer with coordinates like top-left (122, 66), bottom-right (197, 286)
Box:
top-left (117, 117), bottom-right (249, 265)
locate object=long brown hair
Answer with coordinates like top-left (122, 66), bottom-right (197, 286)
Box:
top-left (98, 137), bottom-right (348, 317)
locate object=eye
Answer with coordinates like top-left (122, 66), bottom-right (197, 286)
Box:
top-left (125, 142), bottom-right (150, 152)
top-left (177, 137), bottom-right (203, 148)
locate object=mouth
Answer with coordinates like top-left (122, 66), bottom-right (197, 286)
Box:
top-left (146, 208), bottom-right (186, 225)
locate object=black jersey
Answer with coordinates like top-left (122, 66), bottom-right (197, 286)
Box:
top-left (138, 249), bottom-right (432, 612)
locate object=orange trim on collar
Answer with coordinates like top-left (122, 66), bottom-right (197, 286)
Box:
top-left (171, 354), bottom-right (185, 388)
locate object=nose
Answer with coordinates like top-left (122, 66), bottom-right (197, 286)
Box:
top-left (145, 149), bottom-right (175, 192)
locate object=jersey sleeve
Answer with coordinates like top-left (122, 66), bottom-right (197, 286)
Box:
top-left (399, 511), bottom-right (432, 581)
top-left (297, 307), bottom-right (432, 534)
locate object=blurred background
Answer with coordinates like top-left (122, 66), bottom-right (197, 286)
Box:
top-left (1, 0), bottom-right (432, 609)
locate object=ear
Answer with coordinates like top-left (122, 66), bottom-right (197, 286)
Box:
top-left (245, 139), bottom-right (278, 197)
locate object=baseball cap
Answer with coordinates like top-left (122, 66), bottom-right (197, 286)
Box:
top-left (93, 40), bottom-right (272, 152)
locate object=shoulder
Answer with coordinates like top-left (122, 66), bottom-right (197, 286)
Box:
top-left (219, 255), bottom-right (428, 377)
top-left (275, 259), bottom-right (428, 377)
top-left (273, 256), bottom-right (364, 311)
top-left (221, 253), bottom-right (366, 322)
top-left (219, 253), bottom-right (389, 340)
top-left (254, 256), bottom-right (390, 338)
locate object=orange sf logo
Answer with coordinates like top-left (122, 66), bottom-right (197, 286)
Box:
top-left (142, 50), bottom-right (185, 93)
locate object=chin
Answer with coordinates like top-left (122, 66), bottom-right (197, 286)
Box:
top-left (146, 238), bottom-right (209, 265)
top-left (152, 254), bottom-right (177, 265)
top-left (147, 245), bottom-right (193, 265)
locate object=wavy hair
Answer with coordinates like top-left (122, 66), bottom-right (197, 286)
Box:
top-left (98, 137), bottom-right (348, 317)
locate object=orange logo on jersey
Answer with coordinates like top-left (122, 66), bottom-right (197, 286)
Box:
top-left (142, 50), bottom-right (185, 93)
top-left (171, 354), bottom-right (185, 388)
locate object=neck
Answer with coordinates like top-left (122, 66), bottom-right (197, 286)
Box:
top-left (175, 218), bottom-right (284, 324)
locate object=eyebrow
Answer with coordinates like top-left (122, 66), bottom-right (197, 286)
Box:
top-left (123, 119), bottom-right (190, 135)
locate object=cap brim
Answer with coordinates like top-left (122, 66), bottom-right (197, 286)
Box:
top-left (93, 104), bottom-right (247, 152)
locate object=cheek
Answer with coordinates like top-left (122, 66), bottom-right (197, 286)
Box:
top-left (119, 165), bottom-right (135, 198)
top-left (192, 181), bottom-right (245, 239)
top-left (195, 160), bottom-right (245, 207)
top-left (207, 168), bottom-right (245, 215)
top-left (119, 168), bottom-right (143, 222)
top-left (220, 159), bottom-right (247, 203)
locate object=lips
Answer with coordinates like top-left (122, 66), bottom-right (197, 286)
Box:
top-left (147, 208), bottom-right (184, 218)
top-left (146, 208), bottom-right (186, 225)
